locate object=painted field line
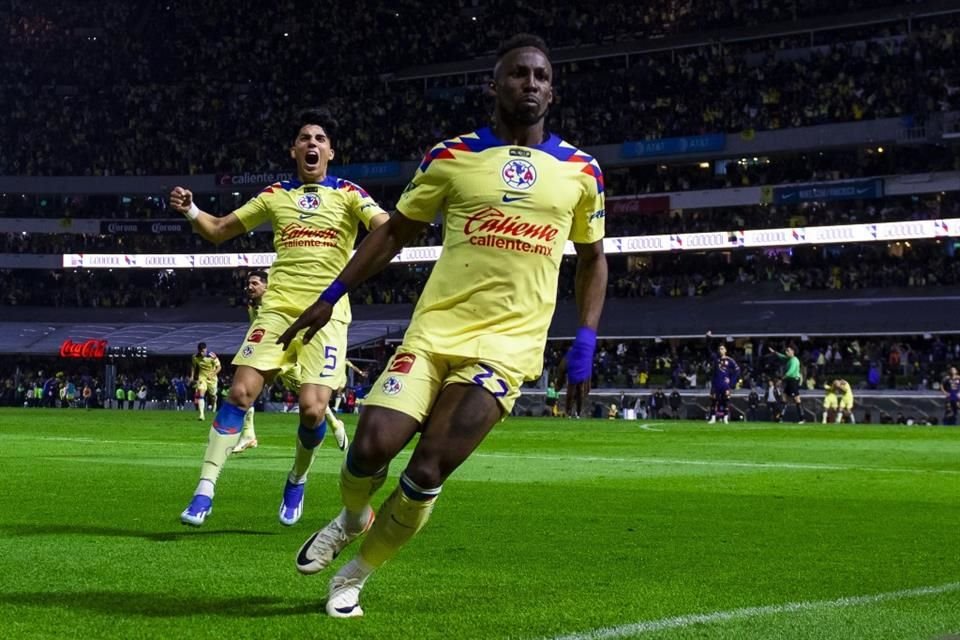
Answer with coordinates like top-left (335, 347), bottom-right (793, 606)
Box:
top-left (477, 452), bottom-right (960, 475)
top-left (546, 581), bottom-right (960, 640)
top-left (6, 435), bottom-right (960, 476)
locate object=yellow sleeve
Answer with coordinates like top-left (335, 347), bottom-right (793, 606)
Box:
top-left (349, 185), bottom-right (387, 230)
top-left (233, 189), bottom-right (272, 231)
top-left (395, 144), bottom-right (450, 222)
top-left (569, 162), bottom-right (605, 244)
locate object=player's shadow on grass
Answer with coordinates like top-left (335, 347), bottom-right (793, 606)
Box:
top-left (0, 524), bottom-right (278, 542)
top-left (0, 591), bottom-right (319, 618)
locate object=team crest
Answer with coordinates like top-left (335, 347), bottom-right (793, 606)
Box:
top-left (501, 159), bottom-right (537, 190)
top-left (297, 193), bottom-right (321, 211)
top-left (382, 376), bottom-right (403, 396)
top-left (241, 345), bottom-right (254, 358)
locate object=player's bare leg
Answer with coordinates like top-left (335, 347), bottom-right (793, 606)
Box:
top-left (325, 384), bottom-right (502, 617)
top-left (296, 405), bottom-right (419, 575)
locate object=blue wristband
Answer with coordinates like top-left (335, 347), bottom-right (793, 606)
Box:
top-left (319, 279), bottom-right (348, 306)
top-left (566, 326), bottom-right (597, 384)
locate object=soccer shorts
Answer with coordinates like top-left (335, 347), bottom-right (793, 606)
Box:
top-left (231, 309), bottom-right (347, 391)
top-left (364, 346), bottom-right (524, 423)
top-left (784, 377), bottom-right (801, 398)
top-left (823, 392), bottom-right (838, 410)
top-left (196, 377), bottom-right (218, 398)
top-left (839, 393), bottom-right (854, 411)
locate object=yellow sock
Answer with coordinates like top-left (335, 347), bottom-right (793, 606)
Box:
top-left (359, 475), bottom-right (439, 569)
top-left (241, 407), bottom-right (256, 440)
top-left (196, 426), bottom-right (241, 496)
top-left (340, 460), bottom-right (388, 530)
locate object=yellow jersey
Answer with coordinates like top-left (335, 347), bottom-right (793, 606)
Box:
top-left (395, 127), bottom-right (605, 379)
top-left (233, 176), bottom-right (385, 323)
top-left (192, 352), bottom-right (220, 381)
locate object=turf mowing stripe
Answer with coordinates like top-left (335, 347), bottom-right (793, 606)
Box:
top-left (5, 434), bottom-right (960, 475)
top-left (545, 581), bottom-right (960, 640)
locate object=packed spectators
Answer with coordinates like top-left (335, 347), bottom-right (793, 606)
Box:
top-left (1, 1), bottom-right (953, 176)
top-left (3, 143), bottom-right (957, 221)
top-left (2, 191), bottom-right (952, 256)
top-left (542, 333), bottom-right (960, 394)
top-left (1, 240), bottom-right (955, 308)
top-left (3, 331), bottom-right (957, 413)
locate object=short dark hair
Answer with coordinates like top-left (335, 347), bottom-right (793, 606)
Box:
top-left (247, 270), bottom-right (268, 283)
top-left (197, 342), bottom-right (206, 351)
top-left (496, 33), bottom-right (550, 61)
top-left (294, 107), bottom-right (338, 146)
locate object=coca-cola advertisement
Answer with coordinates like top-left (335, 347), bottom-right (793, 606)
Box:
top-left (59, 339), bottom-right (108, 359)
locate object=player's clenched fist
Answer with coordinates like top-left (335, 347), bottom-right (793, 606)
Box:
top-left (169, 187), bottom-right (195, 216)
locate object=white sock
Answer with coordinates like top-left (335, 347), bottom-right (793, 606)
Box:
top-left (194, 478), bottom-right (215, 498)
top-left (198, 397), bottom-right (206, 418)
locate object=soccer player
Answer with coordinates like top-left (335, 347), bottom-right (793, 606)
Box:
top-left (706, 332), bottom-right (740, 424)
top-left (835, 378), bottom-right (855, 424)
top-left (821, 382), bottom-right (839, 424)
top-left (770, 345), bottom-right (804, 423)
top-left (277, 34), bottom-right (607, 618)
top-left (941, 366), bottom-right (959, 425)
top-left (233, 270), bottom-right (350, 454)
top-left (189, 343), bottom-right (221, 421)
top-left (169, 108), bottom-right (388, 527)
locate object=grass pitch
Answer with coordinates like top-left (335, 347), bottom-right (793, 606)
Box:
top-left (0, 408), bottom-right (958, 640)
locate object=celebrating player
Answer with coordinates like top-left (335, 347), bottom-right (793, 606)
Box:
top-left (169, 108), bottom-right (388, 527)
top-left (278, 34), bottom-right (607, 618)
top-left (189, 343), bottom-right (221, 421)
top-left (706, 333), bottom-right (740, 424)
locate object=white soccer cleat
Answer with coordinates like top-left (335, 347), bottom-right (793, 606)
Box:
top-left (332, 424), bottom-right (349, 452)
top-left (232, 437), bottom-right (258, 453)
top-left (326, 573), bottom-right (366, 618)
top-left (707, 415), bottom-right (716, 424)
top-left (722, 415), bottom-right (729, 424)
top-left (296, 509), bottom-right (375, 575)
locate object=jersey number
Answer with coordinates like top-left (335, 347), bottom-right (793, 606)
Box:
top-left (472, 364), bottom-right (508, 398)
top-left (321, 346), bottom-right (338, 377)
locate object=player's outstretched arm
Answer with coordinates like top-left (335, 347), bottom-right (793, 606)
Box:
top-left (168, 187), bottom-right (247, 245)
top-left (566, 240), bottom-right (607, 385)
top-left (276, 211), bottom-right (428, 348)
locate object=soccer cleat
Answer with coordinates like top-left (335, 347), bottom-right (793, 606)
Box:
top-left (180, 494), bottom-right (213, 526)
top-left (723, 415), bottom-right (729, 424)
top-left (332, 424), bottom-right (349, 452)
top-left (326, 573), bottom-right (366, 618)
top-left (296, 509), bottom-right (375, 575)
top-left (279, 480), bottom-right (305, 526)
top-left (232, 437), bottom-right (258, 454)
top-left (707, 415), bottom-right (716, 424)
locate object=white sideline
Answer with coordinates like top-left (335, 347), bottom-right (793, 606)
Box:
top-left (545, 581), bottom-right (960, 640)
top-left (5, 435), bottom-right (960, 475)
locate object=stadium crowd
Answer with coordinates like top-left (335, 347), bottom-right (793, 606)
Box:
top-left (3, 333), bottom-right (957, 422)
top-left (1, 1), bottom-right (952, 176)
top-left (0, 242), bottom-right (956, 308)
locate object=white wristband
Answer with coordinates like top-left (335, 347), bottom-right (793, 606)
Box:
top-left (185, 202), bottom-right (200, 220)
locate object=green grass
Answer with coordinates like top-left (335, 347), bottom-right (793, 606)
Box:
top-left (0, 408), bottom-right (958, 640)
